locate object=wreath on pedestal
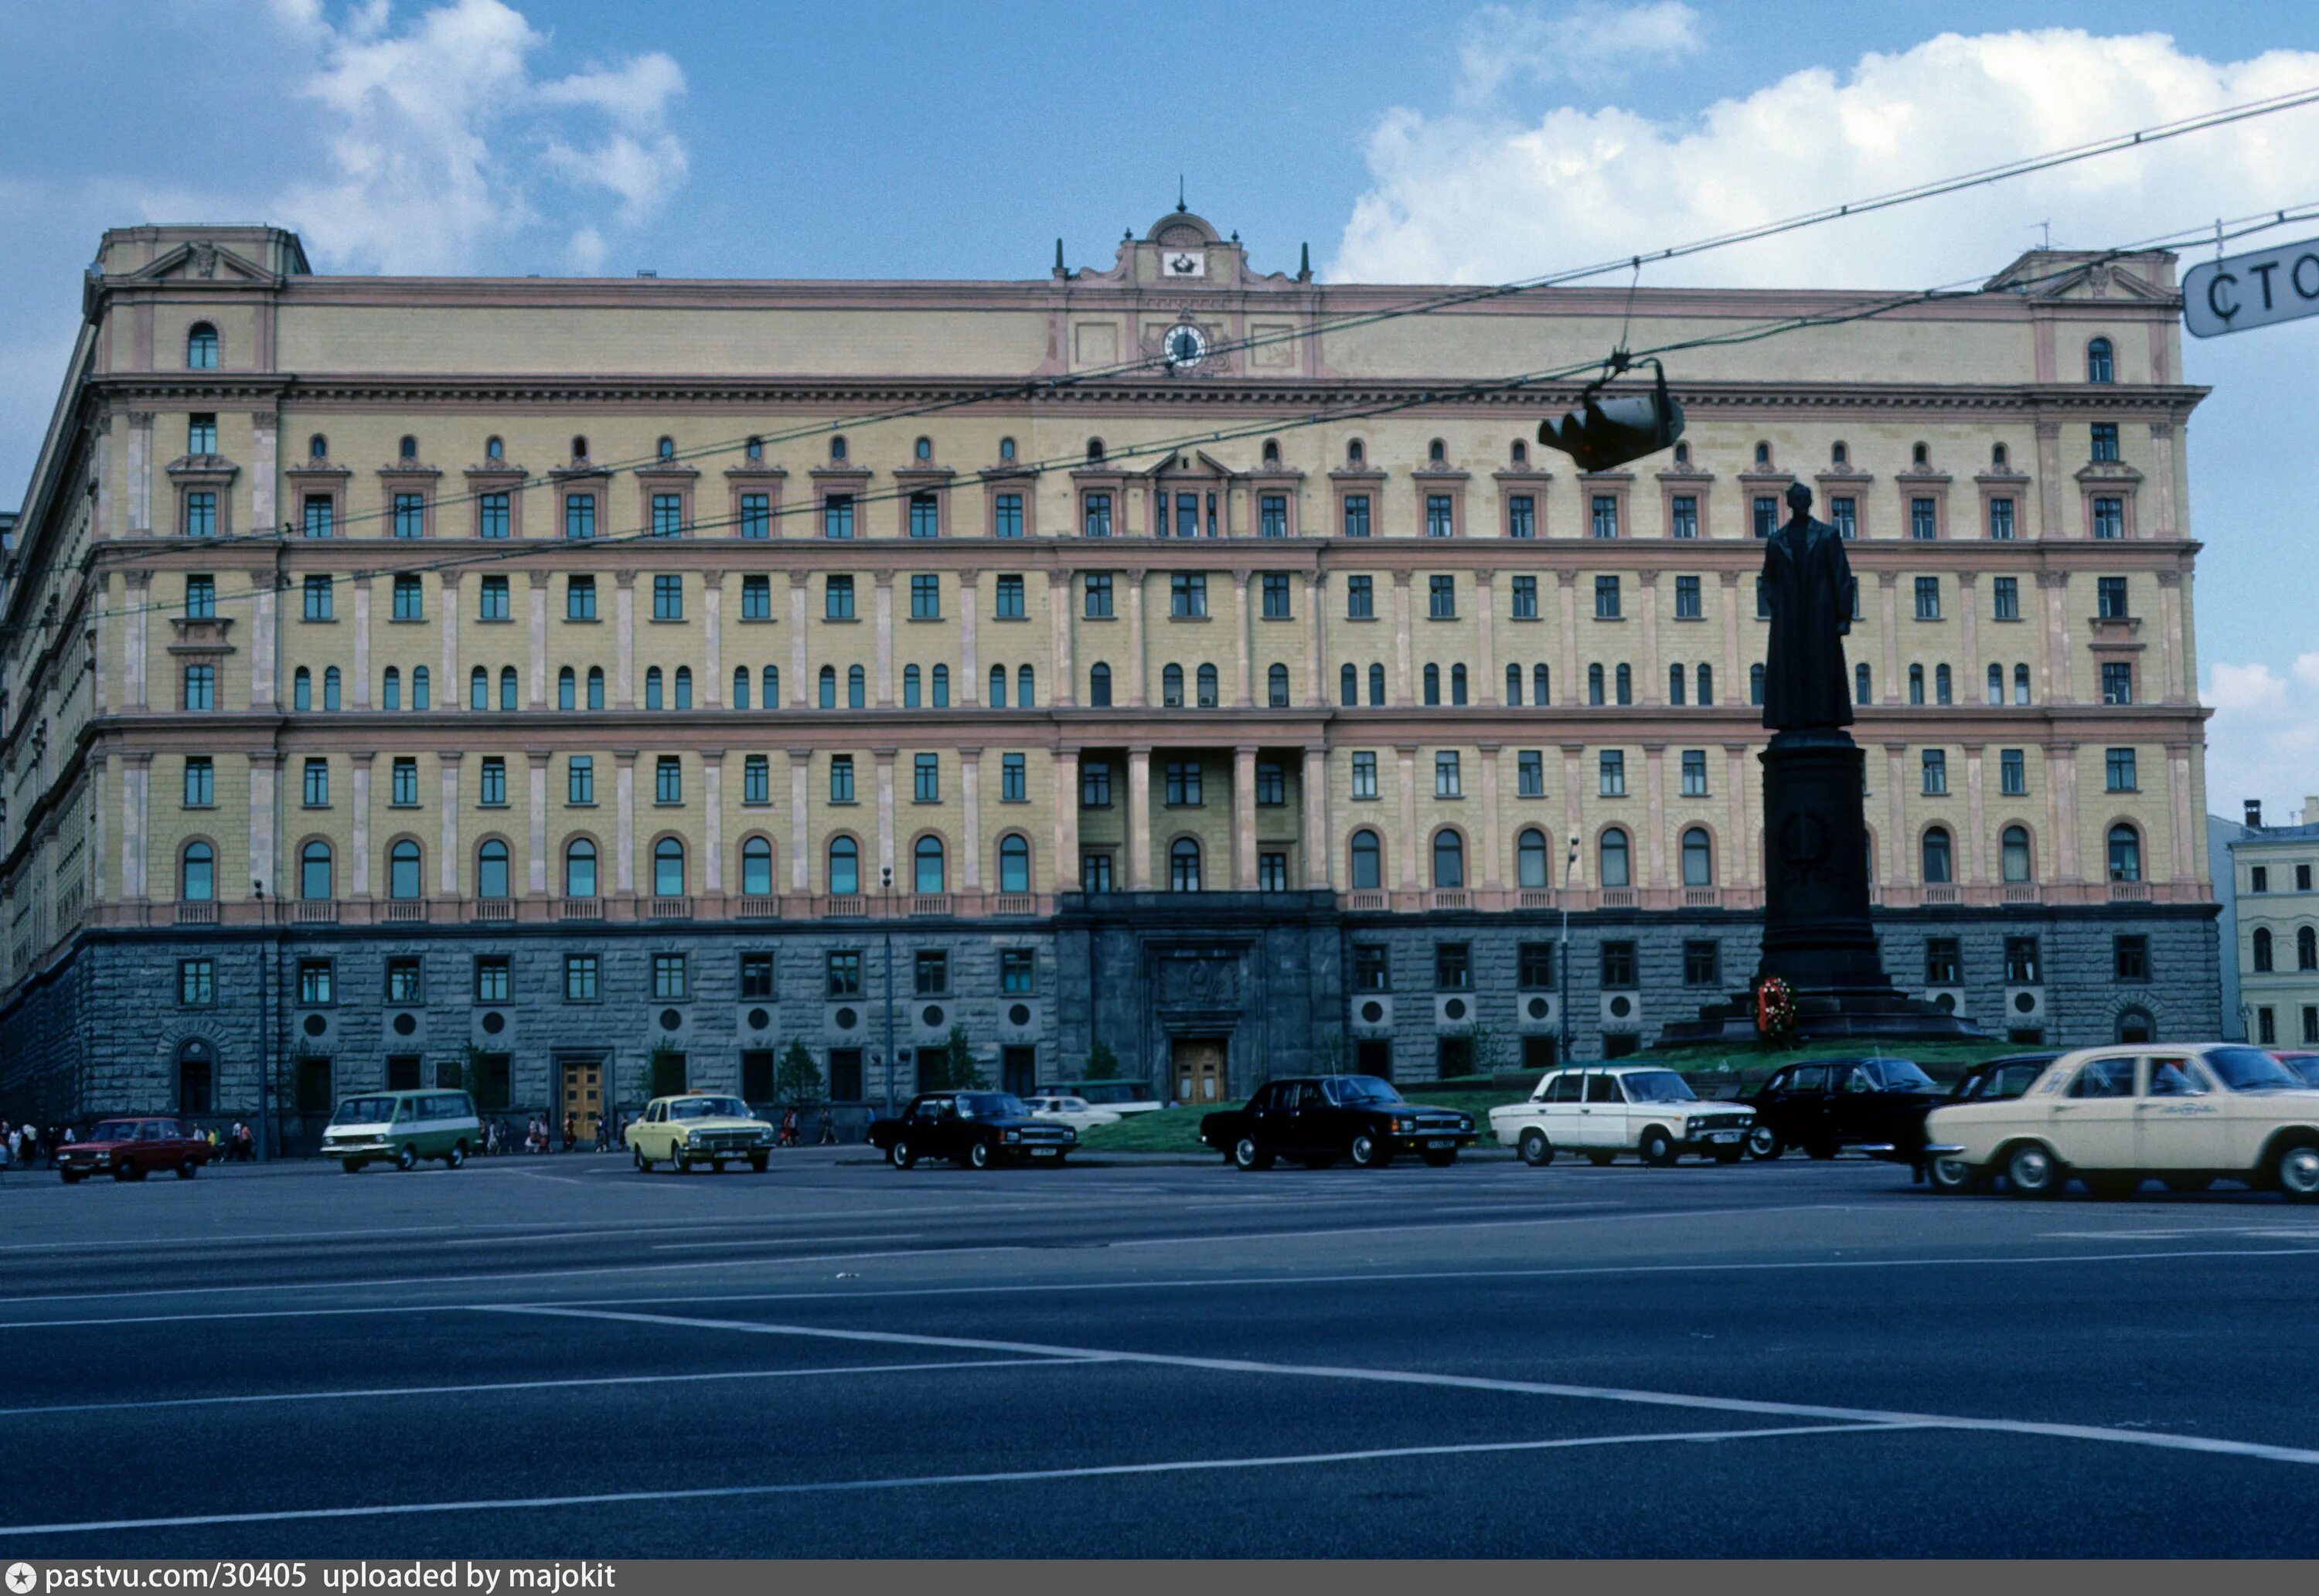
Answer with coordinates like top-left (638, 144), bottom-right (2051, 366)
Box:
top-left (1753, 975), bottom-right (1798, 1049)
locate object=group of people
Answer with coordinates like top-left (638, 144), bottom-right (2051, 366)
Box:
top-left (0, 1119), bottom-right (66, 1169)
top-left (465, 1106), bottom-right (843, 1155)
top-left (202, 1122), bottom-right (259, 1162)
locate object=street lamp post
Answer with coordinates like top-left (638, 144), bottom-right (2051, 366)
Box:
top-left (880, 866), bottom-right (897, 1117)
top-left (253, 880), bottom-right (271, 1162)
top-left (1558, 837), bottom-right (1578, 1071)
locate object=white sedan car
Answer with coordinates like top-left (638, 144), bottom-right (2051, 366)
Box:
top-left (1490, 1065), bottom-right (1754, 1167)
top-left (1925, 1043), bottom-right (2319, 1199)
top-left (1023, 1095), bottom-right (1122, 1133)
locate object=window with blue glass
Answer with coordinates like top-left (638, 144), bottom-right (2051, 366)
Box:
top-left (993, 493), bottom-right (1024, 538)
top-left (740, 493), bottom-right (770, 538)
top-left (564, 493), bottom-right (595, 539)
top-left (822, 494), bottom-right (855, 539)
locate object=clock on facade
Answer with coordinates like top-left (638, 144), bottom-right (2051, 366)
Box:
top-left (1163, 323), bottom-right (1208, 367)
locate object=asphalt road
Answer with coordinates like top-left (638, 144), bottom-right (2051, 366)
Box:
top-left (4, 1145), bottom-right (2319, 1556)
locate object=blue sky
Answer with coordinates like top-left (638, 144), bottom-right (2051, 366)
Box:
top-left (5, 0), bottom-right (2319, 811)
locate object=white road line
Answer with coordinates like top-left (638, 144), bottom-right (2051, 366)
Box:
top-left (649, 1234), bottom-right (923, 1252)
top-left (0, 1422), bottom-right (1907, 1539)
top-left (0, 1356), bottom-right (1091, 1420)
top-left (489, 1304), bottom-right (2319, 1470)
top-left (4, 1243), bottom-right (2317, 1331)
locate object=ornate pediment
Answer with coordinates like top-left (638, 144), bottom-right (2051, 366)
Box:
top-left (118, 239), bottom-right (277, 286)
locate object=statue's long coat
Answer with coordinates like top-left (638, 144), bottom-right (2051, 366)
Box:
top-left (1760, 515), bottom-right (1858, 732)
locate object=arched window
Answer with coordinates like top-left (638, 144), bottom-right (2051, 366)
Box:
top-left (1017, 664), bottom-right (1034, 706)
top-left (1170, 837), bottom-right (1202, 892)
top-left (735, 666), bottom-right (753, 709)
top-left (1615, 664), bottom-right (1632, 706)
top-left (1831, 441), bottom-right (1849, 466)
top-left (819, 666), bottom-right (837, 708)
top-left (1856, 663), bottom-right (1872, 705)
top-left (1512, 439), bottom-right (1529, 466)
top-left (929, 665), bottom-right (946, 706)
top-left (476, 839), bottom-right (510, 900)
top-left (308, 434), bottom-right (328, 461)
top-left (1588, 664), bottom-right (1606, 706)
top-left (1196, 663), bottom-right (1218, 708)
top-left (399, 434), bottom-right (418, 461)
top-left (411, 666), bottom-right (429, 710)
top-left (1681, 827), bottom-right (1713, 887)
top-left (2107, 824), bottom-right (2142, 883)
top-left (2300, 925), bottom-right (2318, 972)
top-left (1921, 827), bottom-right (1954, 885)
top-left (915, 436), bottom-right (933, 461)
top-left (1263, 438), bottom-right (1281, 466)
top-left (653, 837), bottom-right (686, 897)
top-left (2001, 825), bottom-right (2033, 884)
top-left (1429, 437), bottom-right (1447, 464)
top-left (913, 835), bottom-right (946, 893)
top-left (1750, 663), bottom-right (1766, 706)
top-left (1988, 663), bottom-right (2004, 705)
top-left (1086, 437), bottom-right (1105, 463)
top-left (989, 664), bottom-right (1009, 707)
top-left (1368, 664), bottom-right (1386, 706)
top-left (1432, 829), bottom-right (1465, 889)
top-left (1506, 664), bottom-right (1523, 706)
top-left (1423, 663), bottom-right (1441, 706)
top-left (1089, 662), bottom-right (1112, 707)
top-left (827, 836), bottom-right (860, 896)
top-left (674, 665), bottom-right (693, 710)
top-left (764, 665), bottom-right (781, 707)
top-left (1912, 441), bottom-right (1929, 467)
top-left (1347, 439), bottom-right (1365, 467)
top-left (1517, 829), bottom-right (1549, 889)
top-left (645, 666), bottom-right (664, 710)
top-left (500, 665), bottom-right (519, 710)
top-left (847, 665), bottom-right (865, 709)
top-left (323, 666), bottom-right (341, 710)
top-left (744, 436), bottom-right (763, 463)
top-left (998, 437), bottom-right (1016, 462)
top-left (1162, 664), bottom-right (1183, 707)
top-left (1673, 440), bottom-right (1690, 465)
top-left (586, 666), bottom-right (604, 710)
top-left (1908, 664), bottom-right (1926, 705)
top-left (1934, 664), bottom-right (1952, 705)
top-left (2087, 337), bottom-right (2115, 384)
top-left (388, 839), bottom-right (422, 900)
top-left (741, 837), bottom-right (774, 896)
top-left (485, 435), bottom-right (504, 462)
top-left (1450, 664), bottom-right (1468, 706)
top-left (1669, 664), bottom-right (1687, 706)
top-left (998, 834), bottom-right (1031, 893)
top-left (471, 666), bottom-right (489, 710)
top-left (1991, 442), bottom-right (2009, 470)
top-left (2253, 927), bottom-right (2275, 973)
top-left (381, 666), bottom-right (401, 711)
top-left (829, 435), bottom-right (848, 462)
top-left (1696, 663), bottom-right (1713, 704)
top-left (186, 322), bottom-right (218, 369)
top-left (300, 840), bottom-right (333, 900)
top-left (656, 436), bottom-right (676, 462)
top-left (1350, 829), bottom-right (1382, 890)
top-left (2014, 665), bottom-right (2031, 705)
top-left (1754, 441), bottom-right (1772, 466)
top-left (564, 839), bottom-right (597, 898)
top-left (2116, 1006), bottom-right (2154, 1045)
top-left (1341, 663), bottom-right (1358, 706)
top-left (1533, 664), bottom-right (1550, 706)
top-left (1599, 829), bottom-right (1631, 888)
top-left (294, 667), bottom-right (312, 712)
top-left (181, 842), bottom-right (214, 901)
top-left (570, 435), bottom-right (588, 461)
top-left (1268, 662), bottom-right (1290, 707)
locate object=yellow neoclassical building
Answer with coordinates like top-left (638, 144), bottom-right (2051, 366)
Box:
top-left (0, 211), bottom-right (2219, 1145)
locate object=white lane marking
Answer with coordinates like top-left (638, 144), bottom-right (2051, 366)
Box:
top-left (0, 1357), bottom-right (1091, 1420)
top-left (490, 1305), bottom-right (2319, 1470)
top-left (5, 1243), bottom-right (2318, 1331)
top-left (650, 1234), bottom-right (922, 1252)
top-left (2041, 1227), bottom-right (2319, 1241)
top-left (0, 1422), bottom-right (1907, 1538)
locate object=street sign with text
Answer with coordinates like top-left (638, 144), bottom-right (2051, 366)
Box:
top-left (2183, 237), bottom-right (2319, 338)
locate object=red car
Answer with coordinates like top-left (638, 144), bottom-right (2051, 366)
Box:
top-left (58, 1117), bottom-right (212, 1183)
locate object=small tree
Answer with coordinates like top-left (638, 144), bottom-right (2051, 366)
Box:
top-left (1310, 1030), bottom-right (1350, 1076)
top-left (646, 1040), bottom-right (687, 1100)
top-left (1084, 1040), bottom-right (1122, 1081)
top-left (931, 1023), bottom-right (985, 1090)
top-left (1455, 1019), bottom-right (1507, 1081)
top-left (773, 1039), bottom-right (824, 1104)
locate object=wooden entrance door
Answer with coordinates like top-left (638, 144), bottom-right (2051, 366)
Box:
top-left (560, 1059), bottom-right (603, 1147)
top-left (1173, 1037), bottom-right (1227, 1104)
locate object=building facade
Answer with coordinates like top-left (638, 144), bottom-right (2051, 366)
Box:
top-left (0, 213), bottom-right (2222, 1145)
top-left (2226, 798), bottom-right (2319, 1050)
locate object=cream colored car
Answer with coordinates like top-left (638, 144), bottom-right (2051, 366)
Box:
top-left (1924, 1043), bottom-right (2319, 1200)
top-left (1022, 1094), bottom-right (1122, 1133)
top-left (625, 1092), bottom-right (775, 1173)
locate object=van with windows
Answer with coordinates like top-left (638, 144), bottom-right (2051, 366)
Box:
top-left (322, 1089), bottom-right (482, 1172)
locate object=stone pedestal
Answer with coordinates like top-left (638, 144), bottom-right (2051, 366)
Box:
top-left (1659, 730), bottom-right (1980, 1045)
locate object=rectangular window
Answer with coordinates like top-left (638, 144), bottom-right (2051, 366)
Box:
top-left (1992, 577), bottom-right (2019, 621)
top-left (564, 494), bottom-right (595, 539)
top-left (2093, 496), bottom-right (2124, 539)
top-left (1351, 751), bottom-right (1378, 800)
top-left (301, 573), bottom-right (333, 621)
top-left (1001, 752), bottom-right (1027, 803)
top-left (393, 492), bottom-right (426, 539)
top-left (1673, 575), bottom-right (1701, 620)
top-left (188, 413), bottom-right (217, 454)
top-left (2106, 747), bottom-right (2138, 791)
top-left (1429, 573), bottom-right (1456, 619)
top-left (1925, 938), bottom-right (1962, 985)
top-left (825, 576), bottom-right (854, 620)
top-left (1757, 577), bottom-right (1773, 621)
top-left (822, 494), bottom-right (855, 539)
top-left (298, 959), bottom-right (333, 1005)
top-left (564, 955), bottom-right (598, 1001)
top-left (1435, 944), bottom-right (1472, 991)
top-left (1599, 750), bottom-right (1626, 797)
top-left (2097, 577), bottom-right (2130, 620)
top-left (1081, 853), bottom-right (1113, 892)
top-left (1668, 940), bottom-right (1718, 987)
top-left (1425, 493), bottom-right (1454, 538)
top-left (1258, 852), bottom-right (1288, 891)
top-left (1509, 494), bottom-right (1537, 539)
top-left (1510, 575), bottom-right (1538, 619)
top-left (1922, 749), bottom-right (1948, 795)
top-left (2302, 865), bottom-right (2314, 891)
top-left (566, 577), bottom-right (596, 620)
top-left (1262, 573), bottom-right (1292, 618)
top-left (1987, 498), bottom-right (2016, 540)
top-left (738, 954), bottom-right (775, 1000)
top-left (1080, 761), bottom-right (1112, 807)
top-left (1913, 577), bottom-right (1940, 620)
top-left (1909, 497), bottom-right (1937, 540)
top-left (2101, 662), bottom-right (2135, 705)
top-left (2114, 934), bottom-right (2150, 982)
top-left (908, 493), bottom-right (940, 539)
top-left (1595, 575), bottom-right (1620, 619)
top-left (1681, 749), bottom-right (1708, 796)
top-left (1752, 496), bottom-right (1777, 539)
top-left (2004, 937), bottom-right (2041, 984)
top-left (567, 755), bottom-right (594, 805)
top-left (993, 492), bottom-right (1024, 539)
top-left (829, 755), bottom-right (855, 804)
top-left (386, 957), bottom-right (424, 1004)
top-left (826, 951), bottom-right (863, 998)
top-left (1259, 494), bottom-right (1288, 538)
top-left (646, 493), bottom-right (682, 538)
top-left (1517, 750), bottom-right (1544, 798)
top-left (1601, 941), bottom-right (1637, 988)
top-left (182, 663), bottom-right (216, 710)
top-left (470, 575), bottom-right (506, 621)
top-left (912, 950), bottom-right (948, 996)
top-left (909, 573), bottom-right (941, 620)
top-left (466, 956), bottom-right (510, 1004)
top-left (2304, 1006), bottom-right (2318, 1047)
top-left (2260, 1008), bottom-right (2280, 1046)
top-left (183, 491), bottom-right (217, 538)
top-left (301, 757), bottom-right (329, 808)
top-left (2251, 865), bottom-right (2270, 893)
top-left (650, 573), bottom-right (682, 621)
top-left (656, 756), bottom-right (683, 805)
top-left (1830, 496), bottom-right (1857, 539)
top-left (476, 757), bottom-right (507, 807)
top-left (1354, 944), bottom-right (1390, 992)
top-left (743, 754), bottom-right (770, 805)
top-left (392, 573), bottom-right (424, 621)
top-left (1164, 761), bottom-right (1204, 806)
top-left (2091, 422), bottom-right (2120, 463)
top-left (183, 574), bottom-right (216, 618)
top-left (1084, 573), bottom-right (1113, 618)
top-left (741, 575), bottom-right (771, 620)
top-left (1082, 493), bottom-right (1112, 538)
top-left (1170, 573), bottom-right (1207, 618)
top-left (1434, 750), bottom-right (1460, 798)
top-left (995, 575), bottom-right (1026, 618)
top-left (913, 753), bottom-right (940, 803)
top-left (1589, 495), bottom-right (1619, 539)
top-left (391, 757), bottom-right (418, 807)
top-left (1517, 943), bottom-right (1555, 989)
top-left (740, 493), bottom-right (770, 539)
top-left (1346, 576), bottom-right (1374, 619)
top-left (2000, 748), bottom-right (2027, 795)
top-left (1343, 495), bottom-right (1371, 538)
top-left (643, 953), bottom-right (685, 1001)
top-left (183, 756), bottom-right (213, 808)
top-left (1670, 495), bottom-right (1698, 539)
top-left (301, 495), bottom-right (335, 539)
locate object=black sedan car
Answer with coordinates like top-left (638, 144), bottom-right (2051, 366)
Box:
top-left (867, 1092), bottom-right (1075, 1169)
top-left (1742, 1057), bottom-right (1944, 1161)
top-left (1199, 1075), bottom-right (1476, 1170)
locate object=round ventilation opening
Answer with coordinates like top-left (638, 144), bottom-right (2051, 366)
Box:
top-left (302, 1013), bottom-right (327, 1039)
top-left (1527, 997), bottom-right (1551, 1021)
top-left (479, 1010), bottom-right (506, 1036)
top-left (1007, 1003), bottom-right (1031, 1027)
top-left (1360, 1000), bottom-right (1385, 1024)
top-left (390, 1012), bottom-right (417, 1036)
top-left (2014, 992), bottom-right (2037, 1014)
top-left (1444, 998), bottom-right (1468, 1021)
top-left (1609, 995), bottom-right (1633, 1019)
top-left (1934, 992), bottom-right (1956, 1013)
top-left (834, 1006), bottom-right (859, 1029)
top-left (922, 1005), bottom-right (945, 1029)
top-left (659, 1008), bottom-right (683, 1032)
top-left (747, 1007), bottom-right (771, 1031)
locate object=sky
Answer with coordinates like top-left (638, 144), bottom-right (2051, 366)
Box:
top-left (5, 0), bottom-right (2319, 818)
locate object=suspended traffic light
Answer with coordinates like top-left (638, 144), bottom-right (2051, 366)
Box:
top-left (1535, 356), bottom-right (1684, 473)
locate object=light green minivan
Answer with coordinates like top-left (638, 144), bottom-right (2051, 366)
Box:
top-left (322, 1089), bottom-right (482, 1172)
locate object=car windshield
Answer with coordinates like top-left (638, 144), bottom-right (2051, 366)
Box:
top-left (1619, 1070), bottom-right (1698, 1104)
top-left (332, 1097), bottom-right (398, 1126)
top-left (1868, 1059), bottom-right (1937, 1091)
top-left (87, 1121), bottom-right (143, 1142)
top-left (2276, 1054), bottom-right (2319, 1088)
top-left (956, 1093), bottom-right (1030, 1119)
top-left (2204, 1046), bottom-right (2302, 1092)
top-left (669, 1097), bottom-right (750, 1121)
top-left (1320, 1075), bottom-right (1405, 1107)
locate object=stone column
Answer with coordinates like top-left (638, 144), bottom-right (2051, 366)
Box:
top-left (2040, 573), bottom-right (2072, 704)
top-left (2035, 420), bottom-right (2065, 538)
top-left (2157, 571), bottom-right (2185, 703)
top-left (1955, 573), bottom-right (1980, 706)
top-left (349, 754), bottom-right (373, 899)
top-left (1638, 572), bottom-right (1661, 705)
top-left (1476, 572), bottom-right (1499, 705)
top-left (1562, 744), bottom-right (1586, 877)
top-left (351, 577), bottom-right (372, 707)
top-left (2168, 742), bottom-right (2196, 882)
top-left (1126, 745), bottom-right (1153, 889)
top-left (613, 752), bottom-right (636, 894)
top-left (787, 575), bottom-right (809, 706)
top-left (2149, 421), bottom-right (2178, 538)
top-left (703, 571), bottom-right (724, 708)
top-left (1885, 744), bottom-right (1909, 886)
top-left (128, 411), bottom-right (154, 533)
top-left (613, 573), bottom-right (635, 710)
top-left (1053, 748), bottom-right (1081, 892)
top-left (1725, 744), bottom-right (1750, 886)
top-left (438, 572), bottom-right (461, 709)
top-left (702, 753), bottom-right (724, 893)
top-left (1718, 572), bottom-right (1742, 705)
top-left (1643, 744), bottom-right (1667, 886)
top-left (957, 570), bottom-right (980, 706)
top-left (2053, 744), bottom-right (2082, 881)
top-left (873, 749), bottom-right (897, 883)
top-left (960, 747), bottom-right (984, 891)
top-left (1878, 573), bottom-right (1900, 703)
top-left (1232, 570), bottom-right (1254, 707)
top-left (249, 573), bottom-right (277, 708)
top-left (527, 573), bottom-right (550, 708)
top-left (1233, 744), bottom-right (1258, 888)
top-left (1050, 570), bottom-right (1075, 707)
top-left (526, 753), bottom-right (549, 896)
top-left (2045, 743), bottom-right (2074, 885)
top-left (1963, 744), bottom-right (1988, 885)
top-left (1391, 572), bottom-right (1413, 706)
top-left (1479, 744), bottom-right (1503, 889)
top-left (438, 752), bottom-right (461, 895)
top-left (250, 411), bottom-right (278, 532)
top-left (1125, 572), bottom-right (1147, 706)
top-left (1304, 573), bottom-right (1326, 708)
top-left (1303, 746), bottom-right (1331, 889)
top-left (872, 573), bottom-right (894, 707)
top-left (788, 750), bottom-right (812, 892)
top-left (248, 754), bottom-right (278, 902)
top-left (1395, 745), bottom-right (1419, 891)
top-left (125, 572), bottom-right (151, 710)
top-left (120, 754), bottom-right (150, 901)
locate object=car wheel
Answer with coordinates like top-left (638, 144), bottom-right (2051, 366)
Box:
top-left (1347, 1132), bottom-right (1390, 1169)
top-left (1519, 1128), bottom-right (1555, 1168)
top-left (750, 1154), bottom-right (770, 1172)
top-left (1232, 1137), bottom-right (1274, 1172)
top-left (632, 1146), bottom-right (650, 1172)
top-left (1745, 1125), bottom-right (1784, 1161)
top-left (444, 1143), bottom-right (466, 1170)
top-left (2272, 1142), bottom-right (2319, 1203)
top-left (890, 1138), bottom-right (917, 1170)
top-left (1419, 1148), bottom-right (1458, 1168)
top-left (2005, 1142), bottom-right (2062, 1198)
top-left (340, 1159), bottom-right (363, 1175)
top-left (394, 1145), bottom-right (417, 1172)
top-left (59, 1169), bottom-right (81, 1184)
top-left (1638, 1128), bottom-right (1678, 1168)
top-left (1927, 1155), bottom-right (1979, 1195)
top-left (111, 1164), bottom-right (135, 1182)
top-left (1804, 1140), bottom-right (1839, 1162)
top-left (1585, 1151), bottom-right (1616, 1167)
top-left (175, 1159), bottom-right (198, 1179)
top-left (969, 1141), bottom-right (995, 1170)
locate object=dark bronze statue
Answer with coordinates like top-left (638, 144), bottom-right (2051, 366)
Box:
top-left (1759, 481), bottom-right (1858, 733)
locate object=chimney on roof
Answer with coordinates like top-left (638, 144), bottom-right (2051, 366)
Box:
top-left (635, 268), bottom-right (657, 278)
top-left (2305, 795), bottom-right (2319, 826)
top-left (2246, 799), bottom-right (2264, 829)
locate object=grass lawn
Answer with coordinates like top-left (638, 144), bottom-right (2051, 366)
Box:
top-left (1075, 1087), bottom-right (1529, 1156)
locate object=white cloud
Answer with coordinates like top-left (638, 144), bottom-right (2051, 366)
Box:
top-left (1336, 27), bottom-right (2319, 289)
top-left (2205, 655), bottom-right (2319, 824)
top-left (267, 0), bottom-right (686, 274)
top-left (1457, 2), bottom-right (1704, 104)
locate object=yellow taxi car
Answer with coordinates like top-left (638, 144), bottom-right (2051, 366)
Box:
top-left (625, 1091), bottom-right (775, 1174)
